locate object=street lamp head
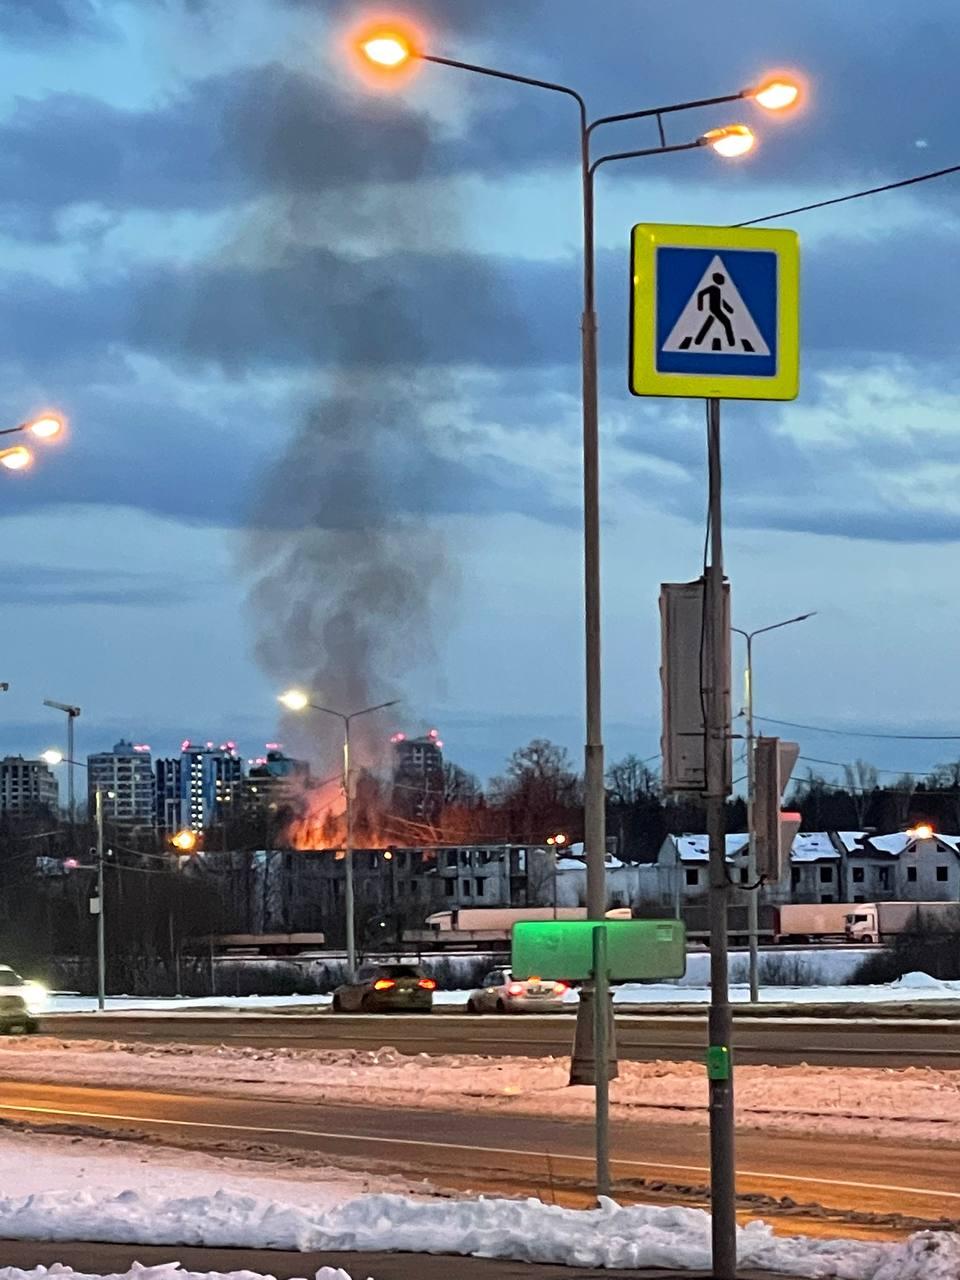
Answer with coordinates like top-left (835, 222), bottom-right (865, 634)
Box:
top-left (171, 829), bottom-right (198, 853)
top-left (704, 124), bottom-right (756, 158)
top-left (279, 688), bottom-right (310, 712)
top-left (41, 749), bottom-right (64, 766)
top-left (749, 77), bottom-right (801, 112)
top-left (361, 30), bottom-right (415, 67)
top-left (0, 445), bottom-right (32, 471)
top-left (28, 412), bottom-right (65, 441)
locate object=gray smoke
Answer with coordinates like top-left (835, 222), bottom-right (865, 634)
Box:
top-left (238, 44), bottom-right (486, 769)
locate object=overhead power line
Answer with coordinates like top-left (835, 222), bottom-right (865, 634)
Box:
top-left (737, 162), bottom-right (960, 227)
top-left (757, 715), bottom-right (960, 742)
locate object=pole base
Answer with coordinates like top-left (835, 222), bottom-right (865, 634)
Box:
top-left (569, 987), bottom-right (619, 1085)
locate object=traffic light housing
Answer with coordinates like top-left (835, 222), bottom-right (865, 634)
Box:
top-left (754, 736), bottom-right (800, 880)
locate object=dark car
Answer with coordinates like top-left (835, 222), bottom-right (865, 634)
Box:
top-left (332, 963), bottom-right (435, 1013)
top-left (0, 995), bottom-right (37, 1034)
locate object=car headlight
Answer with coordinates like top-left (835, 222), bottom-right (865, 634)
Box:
top-left (23, 982), bottom-right (46, 1013)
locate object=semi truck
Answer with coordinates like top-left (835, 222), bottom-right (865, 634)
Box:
top-left (403, 906), bottom-right (631, 949)
top-left (773, 902), bottom-right (860, 944)
top-left (844, 901), bottom-right (960, 944)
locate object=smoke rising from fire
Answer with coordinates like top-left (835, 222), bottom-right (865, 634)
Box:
top-left (240, 19), bottom-right (515, 780)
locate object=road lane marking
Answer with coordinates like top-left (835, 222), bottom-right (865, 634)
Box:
top-left (0, 1100), bottom-right (957, 1204)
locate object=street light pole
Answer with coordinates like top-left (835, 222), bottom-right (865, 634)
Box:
top-left (733, 612), bottom-right (816, 1002)
top-left (278, 692), bottom-right (398, 980)
top-left (95, 785), bottom-right (106, 1011)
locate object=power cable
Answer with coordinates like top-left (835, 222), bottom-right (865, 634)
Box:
top-left (737, 162), bottom-right (960, 227)
top-left (757, 715), bottom-right (960, 742)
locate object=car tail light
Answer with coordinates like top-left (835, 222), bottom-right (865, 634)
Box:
top-left (418, 978), bottom-right (436, 990)
top-left (553, 982), bottom-right (568, 994)
top-left (373, 978), bottom-right (396, 991)
top-left (507, 982), bottom-right (525, 996)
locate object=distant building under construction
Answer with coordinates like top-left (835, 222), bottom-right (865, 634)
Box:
top-left (391, 730), bottom-right (444, 826)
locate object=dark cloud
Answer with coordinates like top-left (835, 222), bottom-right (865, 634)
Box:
top-left (2, 0), bottom-right (958, 233)
top-left (0, 0), bottom-right (101, 41)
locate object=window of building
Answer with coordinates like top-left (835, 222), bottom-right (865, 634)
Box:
top-left (819, 865), bottom-right (833, 883)
top-left (740, 868), bottom-right (749, 884)
top-left (852, 867), bottom-right (865, 883)
top-left (937, 865), bottom-right (949, 882)
top-left (462, 879), bottom-right (470, 896)
top-left (878, 867), bottom-right (890, 890)
top-left (444, 877), bottom-right (456, 896)
top-left (853, 895), bottom-right (865, 903)
top-left (820, 894), bottom-right (835, 904)
top-left (907, 866), bottom-right (918, 883)
top-left (446, 851), bottom-right (457, 868)
top-left (685, 868), bottom-right (699, 887)
top-left (475, 878), bottom-right (484, 896)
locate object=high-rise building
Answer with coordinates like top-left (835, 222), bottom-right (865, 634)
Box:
top-left (180, 741), bottom-right (244, 832)
top-left (155, 757), bottom-right (183, 834)
top-left (87, 741), bottom-right (155, 825)
top-left (391, 730), bottom-right (444, 825)
top-left (242, 747), bottom-right (310, 822)
top-left (0, 756), bottom-right (59, 817)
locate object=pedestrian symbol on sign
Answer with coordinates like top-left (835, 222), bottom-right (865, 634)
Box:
top-left (662, 254), bottom-right (770, 357)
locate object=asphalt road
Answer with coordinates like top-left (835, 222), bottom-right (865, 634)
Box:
top-left (38, 1009), bottom-right (960, 1068)
top-left (0, 1080), bottom-right (956, 1230)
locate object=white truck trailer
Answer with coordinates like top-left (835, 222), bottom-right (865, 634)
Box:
top-left (845, 901), bottom-right (960, 943)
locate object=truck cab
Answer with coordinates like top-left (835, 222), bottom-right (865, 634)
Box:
top-left (845, 906), bottom-right (879, 943)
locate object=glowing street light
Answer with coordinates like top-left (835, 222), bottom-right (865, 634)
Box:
top-left (0, 447), bottom-right (32, 471)
top-left (171, 829), bottom-right (199, 853)
top-left (360, 30), bottom-right (415, 68)
top-left (750, 77), bottom-right (801, 111)
top-left (41, 748), bottom-right (64, 766)
top-left (907, 823), bottom-right (934, 840)
top-left (703, 124), bottom-right (756, 158)
top-left (279, 688), bottom-right (310, 712)
top-left (27, 414), bottom-right (64, 440)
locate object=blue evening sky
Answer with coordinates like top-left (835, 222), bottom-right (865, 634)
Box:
top-left (1, 0), bottom-right (959, 786)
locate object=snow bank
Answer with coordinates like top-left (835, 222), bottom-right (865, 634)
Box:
top-left (1, 1038), bottom-right (957, 1144)
top-left (0, 1271), bottom-right (359, 1280)
top-left (894, 972), bottom-right (955, 991)
top-left (0, 1191), bottom-right (956, 1278)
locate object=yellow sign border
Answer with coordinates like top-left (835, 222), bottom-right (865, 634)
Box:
top-left (629, 222), bottom-right (799, 401)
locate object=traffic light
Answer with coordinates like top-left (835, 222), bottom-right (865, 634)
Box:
top-left (659, 579), bottom-right (731, 792)
top-left (753, 736), bottom-right (800, 880)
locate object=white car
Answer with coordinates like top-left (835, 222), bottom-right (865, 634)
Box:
top-left (466, 967), bottom-right (569, 1014)
top-left (0, 966), bottom-right (46, 1014)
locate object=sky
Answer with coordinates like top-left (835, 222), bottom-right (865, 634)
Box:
top-left (1, 0), bottom-right (960, 788)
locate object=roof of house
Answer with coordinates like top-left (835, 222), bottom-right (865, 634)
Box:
top-left (673, 834), bottom-right (749, 863)
top-left (791, 832), bottom-right (840, 862)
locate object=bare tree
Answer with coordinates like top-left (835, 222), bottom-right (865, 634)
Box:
top-left (842, 759), bottom-right (878, 827)
top-left (889, 772), bottom-right (917, 830)
top-left (489, 739), bottom-right (581, 842)
top-left (605, 755), bottom-right (659, 807)
top-left (442, 762), bottom-right (482, 807)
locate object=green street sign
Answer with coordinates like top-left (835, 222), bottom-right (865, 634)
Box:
top-left (511, 919), bottom-right (686, 983)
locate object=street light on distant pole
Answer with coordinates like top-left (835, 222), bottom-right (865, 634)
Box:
top-left (42, 748), bottom-right (109, 1010)
top-left (43, 700), bottom-right (81, 831)
top-left (733, 612), bottom-right (817, 1002)
top-left (279, 690), bottom-right (399, 979)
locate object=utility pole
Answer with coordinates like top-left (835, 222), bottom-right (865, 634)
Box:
top-left (704, 398), bottom-right (736, 1279)
top-left (343, 716), bottom-right (356, 981)
top-left (95, 786), bottom-right (106, 1011)
top-left (744, 633), bottom-right (758, 1004)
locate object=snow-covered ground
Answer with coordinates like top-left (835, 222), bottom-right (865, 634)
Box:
top-left (38, 968), bottom-right (960, 1014)
top-left (1, 1037), bottom-right (957, 1145)
top-left (0, 1130), bottom-right (955, 1277)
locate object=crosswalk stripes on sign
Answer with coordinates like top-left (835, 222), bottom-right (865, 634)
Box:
top-left (661, 254), bottom-right (770, 357)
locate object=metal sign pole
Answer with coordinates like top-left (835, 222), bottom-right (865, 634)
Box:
top-left (705, 397), bottom-right (736, 1278)
top-left (592, 924), bottom-right (611, 1199)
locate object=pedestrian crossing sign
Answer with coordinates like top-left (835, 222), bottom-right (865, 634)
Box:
top-left (629, 223), bottom-right (799, 400)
